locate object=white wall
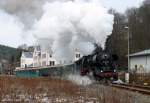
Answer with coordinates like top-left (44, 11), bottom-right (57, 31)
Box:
top-left (33, 51), bottom-right (41, 67)
top-left (130, 55), bottom-right (150, 73)
top-left (33, 50), bottom-right (57, 67)
top-left (21, 57), bottom-right (33, 68)
top-left (74, 51), bottom-right (83, 62)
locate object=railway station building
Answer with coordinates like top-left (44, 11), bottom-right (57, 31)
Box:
top-left (129, 49), bottom-right (150, 73)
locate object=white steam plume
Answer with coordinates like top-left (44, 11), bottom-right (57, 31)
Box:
top-left (0, 0), bottom-right (45, 29)
top-left (0, 10), bottom-right (24, 47)
top-left (33, 0), bottom-right (114, 62)
top-left (68, 74), bottom-right (93, 86)
top-left (0, 0), bottom-right (45, 47)
top-left (0, 0), bottom-right (113, 61)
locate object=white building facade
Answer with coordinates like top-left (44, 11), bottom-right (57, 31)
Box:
top-left (33, 46), bottom-right (57, 67)
top-left (129, 49), bottom-right (150, 73)
top-left (20, 46), bottom-right (83, 69)
top-left (33, 46), bottom-right (42, 67)
top-left (40, 51), bottom-right (57, 66)
top-left (74, 49), bottom-right (83, 62)
top-left (20, 46), bottom-right (57, 68)
top-left (21, 52), bottom-right (33, 68)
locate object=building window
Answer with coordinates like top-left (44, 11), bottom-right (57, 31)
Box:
top-left (25, 64), bottom-right (27, 68)
top-left (76, 54), bottom-right (80, 58)
top-left (49, 61), bottom-right (55, 66)
top-left (52, 61), bottom-right (55, 66)
top-left (135, 65), bottom-right (137, 70)
top-left (38, 52), bottom-right (41, 56)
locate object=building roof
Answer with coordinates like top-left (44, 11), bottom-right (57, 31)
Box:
top-left (22, 52), bottom-right (33, 58)
top-left (129, 49), bottom-right (150, 57)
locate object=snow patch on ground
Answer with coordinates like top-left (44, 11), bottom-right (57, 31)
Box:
top-left (67, 74), bottom-right (93, 86)
top-left (112, 79), bottom-right (124, 84)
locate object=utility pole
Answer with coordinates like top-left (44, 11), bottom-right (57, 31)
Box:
top-left (125, 26), bottom-right (130, 83)
top-left (125, 26), bottom-right (130, 71)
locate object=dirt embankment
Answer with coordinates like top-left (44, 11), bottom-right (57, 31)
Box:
top-left (0, 76), bottom-right (150, 103)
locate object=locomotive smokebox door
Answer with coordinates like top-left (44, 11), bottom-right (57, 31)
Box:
top-left (112, 54), bottom-right (119, 61)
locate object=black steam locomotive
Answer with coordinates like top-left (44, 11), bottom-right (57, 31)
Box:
top-left (76, 52), bottom-right (118, 81)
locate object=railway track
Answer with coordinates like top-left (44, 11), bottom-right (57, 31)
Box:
top-left (110, 83), bottom-right (150, 95)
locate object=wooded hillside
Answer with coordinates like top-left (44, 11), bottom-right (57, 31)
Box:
top-left (105, 0), bottom-right (150, 68)
top-left (0, 45), bottom-right (21, 63)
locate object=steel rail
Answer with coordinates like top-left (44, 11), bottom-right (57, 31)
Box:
top-left (110, 83), bottom-right (150, 95)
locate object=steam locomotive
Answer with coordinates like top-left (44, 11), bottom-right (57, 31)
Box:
top-left (76, 52), bottom-right (118, 81)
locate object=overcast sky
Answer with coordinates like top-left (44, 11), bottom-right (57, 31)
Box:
top-left (100, 0), bottom-right (144, 13)
top-left (0, 0), bottom-right (144, 48)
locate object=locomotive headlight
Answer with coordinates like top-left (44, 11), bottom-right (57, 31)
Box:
top-left (101, 70), bottom-right (103, 72)
top-left (114, 69), bottom-right (116, 72)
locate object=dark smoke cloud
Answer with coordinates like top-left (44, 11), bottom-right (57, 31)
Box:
top-left (0, 0), bottom-right (47, 28)
top-left (143, 0), bottom-right (150, 4)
